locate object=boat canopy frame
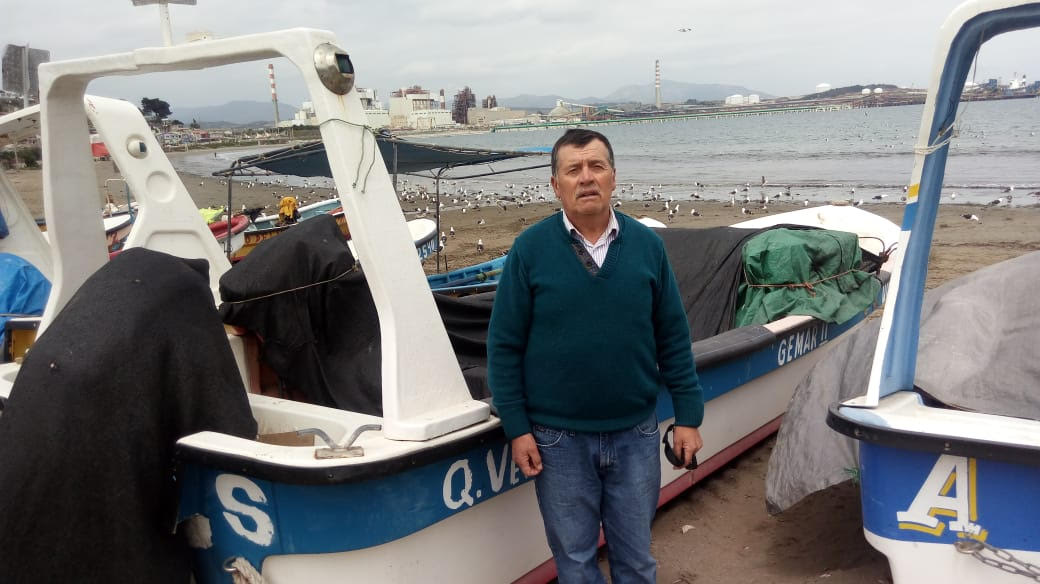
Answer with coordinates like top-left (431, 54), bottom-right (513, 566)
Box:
top-left (214, 133), bottom-right (550, 270)
top-left (857, 0), bottom-right (1040, 407)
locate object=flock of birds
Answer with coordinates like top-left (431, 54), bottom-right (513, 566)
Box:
top-left (190, 174), bottom-right (1038, 256)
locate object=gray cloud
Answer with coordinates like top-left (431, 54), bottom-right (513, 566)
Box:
top-left (2, 0), bottom-right (1037, 111)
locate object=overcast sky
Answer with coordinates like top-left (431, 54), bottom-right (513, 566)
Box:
top-left (3, 0), bottom-right (1039, 109)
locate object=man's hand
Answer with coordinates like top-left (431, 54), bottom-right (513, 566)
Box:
top-left (672, 425), bottom-right (703, 469)
top-left (511, 433), bottom-right (543, 477)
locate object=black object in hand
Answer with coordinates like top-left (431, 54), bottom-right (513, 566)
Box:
top-left (662, 424), bottom-right (698, 470)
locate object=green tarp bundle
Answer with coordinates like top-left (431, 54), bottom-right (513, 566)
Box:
top-left (735, 228), bottom-right (881, 327)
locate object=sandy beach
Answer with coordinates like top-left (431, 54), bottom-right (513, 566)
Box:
top-left (7, 160), bottom-right (1040, 583)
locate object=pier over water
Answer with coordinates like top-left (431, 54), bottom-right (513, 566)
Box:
top-left (490, 103), bottom-right (854, 132)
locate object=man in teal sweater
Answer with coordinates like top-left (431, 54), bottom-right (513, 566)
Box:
top-left (488, 129), bottom-right (704, 583)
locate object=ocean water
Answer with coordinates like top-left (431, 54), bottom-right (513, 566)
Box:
top-left (175, 98), bottom-right (1040, 207)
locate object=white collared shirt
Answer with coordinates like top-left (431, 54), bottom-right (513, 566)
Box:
top-left (561, 210), bottom-right (619, 268)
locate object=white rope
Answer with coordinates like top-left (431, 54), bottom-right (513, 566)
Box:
top-left (226, 556), bottom-right (266, 584)
top-left (317, 117), bottom-right (381, 192)
top-left (222, 267), bottom-right (356, 305)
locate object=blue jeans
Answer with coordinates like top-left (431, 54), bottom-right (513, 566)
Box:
top-left (532, 412), bottom-right (661, 584)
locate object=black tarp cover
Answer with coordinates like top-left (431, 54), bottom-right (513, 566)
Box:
top-left (223, 136), bottom-right (541, 178)
top-left (218, 214), bottom-right (495, 414)
top-left (656, 225), bottom-right (775, 342)
top-left (0, 248), bottom-right (257, 584)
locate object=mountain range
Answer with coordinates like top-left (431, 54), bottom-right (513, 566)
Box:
top-left (170, 100), bottom-right (298, 128)
top-left (172, 79), bottom-right (774, 125)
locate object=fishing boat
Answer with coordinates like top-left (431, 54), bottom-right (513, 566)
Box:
top-left (248, 197), bottom-right (340, 231)
top-left (207, 214), bottom-right (250, 255)
top-left (828, 1), bottom-right (1040, 582)
top-left (0, 29), bottom-right (900, 584)
top-left (102, 213), bottom-right (135, 250)
top-left (232, 205), bottom-right (350, 261)
top-left (427, 256), bottom-right (506, 295)
top-left (234, 206), bottom-right (437, 263)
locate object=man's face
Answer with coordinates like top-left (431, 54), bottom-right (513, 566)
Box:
top-left (551, 139), bottom-right (616, 220)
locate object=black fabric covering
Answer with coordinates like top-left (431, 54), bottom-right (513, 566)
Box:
top-left (657, 225), bottom-right (775, 342)
top-left (219, 215), bottom-right (496, 415)
top-left (437, 291), bottom-right (496, 399)
top-left (0, 248), bottom-right (257, 584)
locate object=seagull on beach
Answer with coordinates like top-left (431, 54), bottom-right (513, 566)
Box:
top-left (962, 214), bottom-right (981, 222)
top-left (449, 226), bottom-right (455, 238)
top-left (477, 238), bottom-right (484, 252)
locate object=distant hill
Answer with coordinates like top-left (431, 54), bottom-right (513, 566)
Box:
top-left (499, 80), bottom-right (773, 109)
top-left (798, 84), bottom-right (901, 100)
top-left (603, 80), bottom-right (773, 103)
top-left (170, 100), bottom-right (298, 126)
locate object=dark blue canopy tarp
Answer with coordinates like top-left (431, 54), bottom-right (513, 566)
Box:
top-left (221, 135), bottom-right (543, 178)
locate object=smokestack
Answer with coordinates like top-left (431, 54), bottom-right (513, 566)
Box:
top-left (655, 59), bottom-right (662, 109)
top-left (268, 63), bottom-right (280, 126)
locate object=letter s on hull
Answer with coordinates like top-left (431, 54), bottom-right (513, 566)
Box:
top-left (215, 474), bottom-right (275, 546)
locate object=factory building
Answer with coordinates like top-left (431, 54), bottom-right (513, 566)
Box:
top-left (466, 106), bottom-right (536, 127)
top-left (281, 87), bottom-right (390, 128)
top-left (724, 94), bottom-right (760, 105)
top-left (389, 86), bottom-right (453, 129)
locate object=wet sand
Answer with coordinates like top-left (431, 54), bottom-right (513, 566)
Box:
top-left (7, 162), bottom-right (1040, 583)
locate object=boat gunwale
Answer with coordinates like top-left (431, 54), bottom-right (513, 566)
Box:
top-left (828, 398), bottom-right (1040, 468)
top-left (174, 419), bottom-right (508, 486)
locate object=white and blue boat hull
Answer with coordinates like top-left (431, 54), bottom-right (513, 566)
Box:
top-left (178, 293), bottom-right (887, 584)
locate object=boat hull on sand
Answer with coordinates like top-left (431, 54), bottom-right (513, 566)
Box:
top-left (829, 2), bottom-right (1040, 582)
top-left (177, 278), bottom-right (888, 584)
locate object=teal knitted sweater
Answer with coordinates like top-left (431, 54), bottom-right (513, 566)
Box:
top-left (488, 211), bottom-right (704, 440)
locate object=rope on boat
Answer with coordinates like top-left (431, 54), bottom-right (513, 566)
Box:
top-left (317, 117), bottom-right (380, 193)
top-left (742, 266), bottom-right (860, 297)
top-left (741, 231), bottom-right (892, 296)
top-left (854, 235), bottom-right (897, 274)
top-left (224, 556), bottom-right (266, 584)
top-left (222, 268), bottom-right (357, 305)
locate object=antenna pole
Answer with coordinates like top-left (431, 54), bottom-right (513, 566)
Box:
top-left (159, 3), bottom-right (173, 46)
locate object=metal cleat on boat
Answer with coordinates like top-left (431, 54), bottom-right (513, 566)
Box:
top-left (297, 424), bottom-right (382, 459)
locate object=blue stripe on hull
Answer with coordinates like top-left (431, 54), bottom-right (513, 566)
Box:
top-left (181, 440), bottom-right (536, 582)
top-left (859, 442), bottom-right (1040, 550)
